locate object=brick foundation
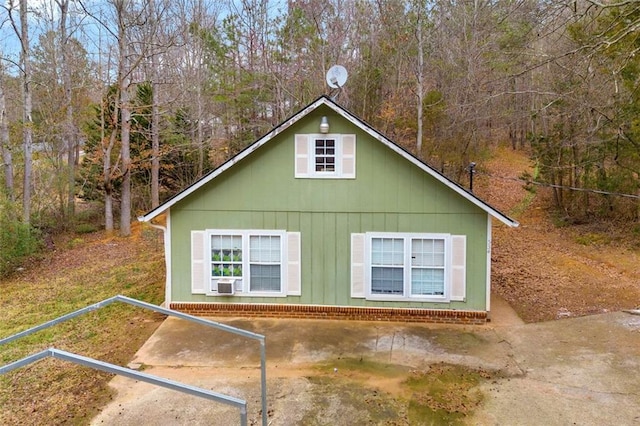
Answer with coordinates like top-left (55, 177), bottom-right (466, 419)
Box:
top-left (169, 302), bottom-right (487, 324)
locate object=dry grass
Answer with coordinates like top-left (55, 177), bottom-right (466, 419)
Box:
top-left (0, 222), bottom-right (166, 425)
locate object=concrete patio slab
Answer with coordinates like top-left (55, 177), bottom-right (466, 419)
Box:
top-left (91, 297), bottom-right (640, 425)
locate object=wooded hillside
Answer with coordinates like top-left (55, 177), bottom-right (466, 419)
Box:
top-left (1, 1), bottom-right (639, 266)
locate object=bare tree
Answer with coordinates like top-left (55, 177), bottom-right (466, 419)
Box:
top-left (0, 55), bottom-right (13, 201)
top-left (413, 0), bottom-right (427, 158)
top-left (80, 0), bottom-right (146, 235)
top-left (55, 0), bottom-right (79, 221)
top-left (148, 0), bottom-right (160, 208)
top-left (115, 0), bottom-right (133, 237)
top-left (6, 0), bottom-right (34, 223)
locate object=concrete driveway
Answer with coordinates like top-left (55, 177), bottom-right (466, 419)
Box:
top-left (91, 297), bottom-right (640, 425)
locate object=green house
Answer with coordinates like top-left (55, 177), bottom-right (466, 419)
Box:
top-left (139, 96), bottom-right (518, 324)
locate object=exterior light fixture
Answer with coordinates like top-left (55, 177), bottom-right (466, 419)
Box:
top-left (320, 116), bottom-right (329, 134)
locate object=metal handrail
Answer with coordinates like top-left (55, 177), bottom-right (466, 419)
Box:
top-left (0, 295), bottom-right (268, 426)
top-left (0, 348), bottom-right (248, 424)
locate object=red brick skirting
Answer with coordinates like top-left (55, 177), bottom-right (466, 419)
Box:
top-left (169, 303), bottom-right (487, 324)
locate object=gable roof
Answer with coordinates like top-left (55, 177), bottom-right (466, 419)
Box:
top-left (139, 95), bottom-right (519, 227)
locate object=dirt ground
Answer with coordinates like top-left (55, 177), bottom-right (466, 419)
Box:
top-left (474, 146), bottom-right (640, 322)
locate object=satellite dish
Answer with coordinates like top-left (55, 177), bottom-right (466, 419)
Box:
top-left (326, 65), bottom-right (348, 89)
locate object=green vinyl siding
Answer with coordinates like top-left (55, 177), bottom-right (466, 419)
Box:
top-left (169, 106), bottom-right (490, 310)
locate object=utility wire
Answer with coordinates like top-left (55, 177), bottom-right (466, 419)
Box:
top-left (475, 171), bottom-right (640, 200)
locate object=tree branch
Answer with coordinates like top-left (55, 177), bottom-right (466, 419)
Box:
top-left (585, 0), bottom-right (638, 8)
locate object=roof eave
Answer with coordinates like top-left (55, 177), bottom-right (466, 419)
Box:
top-left (139, 95), bottom-right (519, 228)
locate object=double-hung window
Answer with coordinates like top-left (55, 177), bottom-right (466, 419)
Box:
top-left (350, 232), bottom-right (467, 302)
top-left (189, 229), bottom-right (301, 297)
top-left (248, 235), bottom-right (282, 292)
top-left (209, 231), bottom-right (284, 295)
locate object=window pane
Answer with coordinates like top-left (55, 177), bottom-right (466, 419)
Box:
top-left (250, 235), bottom-right (281, 262)
top-left (250, 264), bottom-right (281, 292)
top-left (412, 238), bottom-right (445, 267)
top-left (371, 267), bottom-right (404, 294)
top-left (211, 234), bottom-right (242, 276)
top-left (315, 139), bottom-right (336, 172)
top-left (372, 238), bottom-right (404, 266)
top-left (371, 240), bottom-right (383, 264)
top-left (411, 268), bottom-right (445, 295)
top-left (249, 235), bottom-right (282, 292)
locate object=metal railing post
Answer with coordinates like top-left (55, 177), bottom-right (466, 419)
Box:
top-left (261, 338), bottom-right (268, 426)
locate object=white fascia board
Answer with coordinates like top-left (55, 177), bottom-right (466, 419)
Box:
top-left (323, 100), bottom-right (519, 228)
top-left (139, 96), bottom-right (518, 228)
top-left (165, 211), bottom-right (172, 305)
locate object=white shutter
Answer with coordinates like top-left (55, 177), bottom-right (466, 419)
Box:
top-left (351, 233), bottom-right (366, 298)
top-left (191, 231), bottom-right (207, 294)
top-left (286, 232), bottom-right (301, 295)
top-left (294, 134), bottom-right (309, 177)
top-left (450, 235), bottom-right (466, 301)
top-left (341, 134), bottom-right (356, 178)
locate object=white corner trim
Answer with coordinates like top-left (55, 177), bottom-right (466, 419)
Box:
top-left (486, 216), bottom-right (492, 312)
top-left (145, 210), bottom-right (172, 306)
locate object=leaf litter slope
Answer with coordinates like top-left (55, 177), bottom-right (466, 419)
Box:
top-left (0, 223), bottom-right (166, 425)
top-left (476, 146), bottom-right (640, 323)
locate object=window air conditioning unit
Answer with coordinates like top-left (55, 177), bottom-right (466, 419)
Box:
top-left (216, 278), bottom-right (235, 295)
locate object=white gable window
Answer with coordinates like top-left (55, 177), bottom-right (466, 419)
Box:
top-left (295, 134), bottom-right (356, 178)
top-left (191, 230), bottom-right (301, 297)
top-left (351, 232), bottom-right (466, 302)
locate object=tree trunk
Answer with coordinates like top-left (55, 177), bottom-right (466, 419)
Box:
top-left (151, 80), bottom-right (160, 208)
top-left (416, 5), bottom-right (424, 159)
top-left (118, 0), bottom-right (131, 237)
top-left (20, 0), bottom-right (33, 224)
top-left (60, 0), bottom-right (76, 223)
top-left (120, 76), bottom-right (132, 237)
top-left (0, 61), bottom-right (13, 201)
top-left (105, 191), bottom-right (114, 232)
top-left (197, 83), bottom-right (204, 177)
top-left (149, 0), bottom-right (160, 208)
top-left (104, 129), bottom-right (117, 232)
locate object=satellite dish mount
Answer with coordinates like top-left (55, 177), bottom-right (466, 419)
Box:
top-left (326, 65), bottom-right (348, 100)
